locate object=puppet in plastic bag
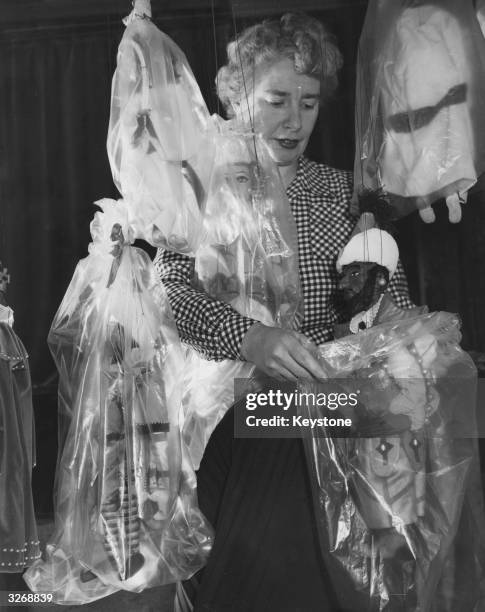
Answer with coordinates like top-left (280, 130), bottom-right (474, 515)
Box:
top-left (353, 0), bottom-right (485, 223)
top-left (182, 124), bottom-right (302, 469)
top-left (24, 201), bottom-right (212, 604)
top-left (0, 264), bottom-right (40, 573)
top-left (107, 1), bottom-right (213, 254)
top-left (298, 199), bottom-right (485, 610)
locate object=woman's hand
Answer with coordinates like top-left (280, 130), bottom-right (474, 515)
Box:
top-left (240, 322), bottom-right (327, 381)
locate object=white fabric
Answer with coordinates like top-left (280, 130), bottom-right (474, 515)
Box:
top-left (336, 228), bottom-right (399, 278)
top-left (0, 304), bottom-right (13, 327)
top-left (380, 6), bottom-right (475, 200)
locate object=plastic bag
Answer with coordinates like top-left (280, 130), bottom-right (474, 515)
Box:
top-left (24, 201), bottom-right (212, 604)
top-left (182, 124), bottom-right (302, 469)
top-left (353, 0), bottom-right (485, 222)
top-left (107, 14), bottom-right (213, 254)
top-left (0, 301), bottom-right (40, 572)
top-left (299, 311), bottom-right (485, 611)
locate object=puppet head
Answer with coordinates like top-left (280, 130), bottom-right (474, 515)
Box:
top-left (336, 190), bottom-right (398, 320)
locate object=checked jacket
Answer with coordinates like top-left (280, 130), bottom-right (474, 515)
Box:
top-left (153, 156), bottom-right (412, 361)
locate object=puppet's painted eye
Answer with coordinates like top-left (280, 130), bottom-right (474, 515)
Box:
top-left (235, 174), bottom-right (250, 184)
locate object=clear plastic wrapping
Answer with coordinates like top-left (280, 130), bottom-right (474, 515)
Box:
top-left (182, 124), bottom-right (302, 469)
top-left (300, 311), bottom-right (485, 610)
top-left (107, 15), bottom-right (213, 254)
top-left (0, 306), bottom-right (40, 572)
top-left (354, 0), bottom-right (485, 219)
top-left (24, 201), bottom-right (212, 604)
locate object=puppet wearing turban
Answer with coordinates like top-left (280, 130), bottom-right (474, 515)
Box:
top-left (300, 192), bottom-right (485, 609)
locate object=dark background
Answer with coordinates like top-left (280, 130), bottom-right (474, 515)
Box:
top-left (0, 0), bottom-right (484, 514)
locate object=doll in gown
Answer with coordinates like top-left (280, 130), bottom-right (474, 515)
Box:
top-left (0, 264), bottom-right (40, 574)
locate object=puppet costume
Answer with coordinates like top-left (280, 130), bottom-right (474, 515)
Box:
top-left (180, 125), bottom-right (301, 469)
top-left (301, 304), bottom-right (485, 610)
top-left (305, 308), bottom-right (485, 612)
top-left (107, 5), bottom-right (213, 255)
top-left (298, 204), bottom-right (485, 609)
top-left (107, 6), bottom-right (302, 472)
top-left (25, 6), bottom-right (217, 602)
top-left (334, 296), bottom-right (433, 531)
top-left (23, 206), bottom-right (212, 606)
top-left (354, 0), bottom-right (485, 221)
top-left (0, 298), bottom-right (40, 572)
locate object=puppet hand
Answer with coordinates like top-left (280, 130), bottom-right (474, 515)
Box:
top-left (418, 205), bottom-right (436, 223)
top-left (446, 191), bottom-right (465, 224)
top-left (240, 322), bottom-right (327, 381)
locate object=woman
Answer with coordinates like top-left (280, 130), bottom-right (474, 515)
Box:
top-left (154, 14), bottom-right (410, 381)
top-left (154, 13), bottom-right (413, 611)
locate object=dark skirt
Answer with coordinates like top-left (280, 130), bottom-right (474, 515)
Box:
top-left (190, 401), bottom-right (343, 612)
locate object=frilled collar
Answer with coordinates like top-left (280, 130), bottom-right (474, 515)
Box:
top-left (334, 295), bottom-right (428, 339)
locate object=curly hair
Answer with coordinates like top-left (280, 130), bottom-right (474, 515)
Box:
top-left (216, 13), bottom-right (343, 116)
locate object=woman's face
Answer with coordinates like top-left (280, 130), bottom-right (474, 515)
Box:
top-left (235, 57), bottom-right (321, 168)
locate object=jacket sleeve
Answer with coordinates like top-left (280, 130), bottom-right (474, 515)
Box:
top-left (153, 248), bottom-right (255, 361)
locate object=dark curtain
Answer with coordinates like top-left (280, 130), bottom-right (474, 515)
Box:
top-left (0, 25), bottom-right (121, 385)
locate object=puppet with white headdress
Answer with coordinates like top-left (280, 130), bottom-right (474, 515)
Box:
top-left (299, 191), bottom-right (485, 610)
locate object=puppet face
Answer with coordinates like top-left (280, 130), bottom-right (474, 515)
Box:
top-left (235, 57), bottom-right (320, 169)
top-left (337, 262), bottom-right (388, 318)
top-left (223, 161), bottom-right (254, 203)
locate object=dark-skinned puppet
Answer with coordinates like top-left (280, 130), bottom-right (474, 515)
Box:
top-left (299, 191), bottom-right (485, 610)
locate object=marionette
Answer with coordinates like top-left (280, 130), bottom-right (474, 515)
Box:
top-left (24, 201), bottom-right (212, 604)
top-left (334, 193), bottom-right (431, 540)
top-left (0, 264), bottom-right (40, 574)
top-left (354, 0), bottom-right (485, 223)
top-left (107, 0), bottom-right (212, 254)
top-left (300, 190), bottom-right (485, 610)
top-left (181, 127), bottom-right (301, 469)
top-left (107, 0), bottom-right (301, 471)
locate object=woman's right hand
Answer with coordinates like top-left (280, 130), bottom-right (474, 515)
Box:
top-left (240, 322), bottom-right (327, 381)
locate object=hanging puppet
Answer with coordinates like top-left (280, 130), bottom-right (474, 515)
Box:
top-left (299, 192), bottom-right (485, 610)
top-left (24, 1), bottom-right (213, 603)
top-left (0, 263), bottom-right (40, 574)
top-left (24, 200), bottom-right (212, 605)
top-left (182, 124), bottom-right (301, 469)
top-left (107, 0), bottom-right (213, 254)
top-left (353, 0), bottom-right (485, 223)
top-left (107, 3), bottom-right (301, 471)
